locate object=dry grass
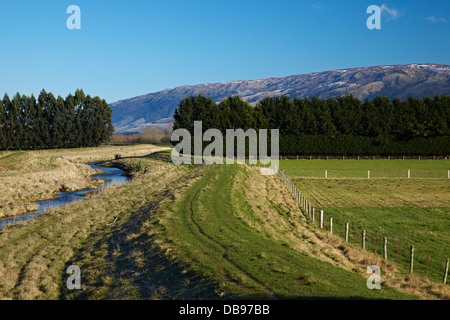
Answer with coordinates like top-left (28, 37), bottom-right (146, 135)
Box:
top-left (0, 145), bottom-right (169, 218)
top-left (322, 235), bottom-right (450, 300)
top-left (1, 150), bottom-right (447, 300)
top-left (292, 178), bottom-right (450, 208)
top-left (0, 151), bottom-right (199, 300)
top-left (244, 165), bottom-right (450, 299)
top-left (235, 168), bottom-right (356, 271)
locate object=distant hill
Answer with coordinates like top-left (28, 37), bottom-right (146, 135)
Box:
top-left (110, 63), bottom-right (450, 133)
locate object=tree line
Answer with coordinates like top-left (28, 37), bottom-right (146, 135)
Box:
top-left (0, 89), bottom-right (114, 150)
top-left (173, 94), bottom-right (450, 156)
top-left (109, 126), bottom-right (173, 145)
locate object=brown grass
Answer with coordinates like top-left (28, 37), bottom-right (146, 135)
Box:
top-left (0, 152), bottom-right (200, 300)
top-left (0, 145), bottom-right (169, 218)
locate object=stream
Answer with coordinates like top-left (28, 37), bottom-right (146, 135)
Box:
top-left (0, 162), bottom-right (130, 229)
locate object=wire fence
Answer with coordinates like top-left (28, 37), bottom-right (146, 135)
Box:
top-left (277, 169), bottom-right (450, 285)
top-left (281, 155), bottom-right (450, 160)
top-left (284, 168), bottom-right (450, 179)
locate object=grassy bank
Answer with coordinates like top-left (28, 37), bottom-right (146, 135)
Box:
top-left (0, 150), bottom-right (447, 299)
top-left (0, 145), bottom-right (168, 218)
top-left (0, 150), bottom-right (219, 299)
top-left (152, 164), bottom-right (424, 299)
top-left (283, 159), bottom-right (450, 286)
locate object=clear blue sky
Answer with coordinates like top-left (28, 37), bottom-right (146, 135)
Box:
top-left (1, 0), bottom-right (449, 103)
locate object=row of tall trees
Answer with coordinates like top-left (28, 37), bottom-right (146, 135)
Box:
top-left (173, 94), bottom-right (450, 156)
top-left (0, 89), bottom-right (114, 150)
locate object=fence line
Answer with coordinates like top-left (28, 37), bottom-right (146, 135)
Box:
top-left (289, 168), bottom-right (450, 179)
top-left (280, 155), bottom-right (450, 160)
top-left (277, 169), bottom-right (449, 285)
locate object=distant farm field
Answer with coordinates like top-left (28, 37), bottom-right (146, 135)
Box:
top-left (280, 159), bottom-right (450, 284)
top-left (280, 159), bottom-right (450, 179)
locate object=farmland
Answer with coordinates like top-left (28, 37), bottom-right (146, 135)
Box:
top-left (0, 148), bottom-right (449, 300)
top-left (280, 159), bottom-right (450, 284)
top-left (0, 145), bottom-right (166, 218)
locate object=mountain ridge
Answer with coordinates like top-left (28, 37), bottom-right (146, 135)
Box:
top-left (111, 63), bottom-right (450, 133)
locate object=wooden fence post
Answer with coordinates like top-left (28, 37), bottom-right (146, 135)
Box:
top-left (329, 217), bottom-right (333, 233)
top-left (444, 258), bottom-right (449, 284)
top-left (319, 210), bottom-right (324, 228)
top-left (383, 237), bottom-right (387, 260)
top-left (312, 207), bottom-right (315, 221)
top-left (368, 170), bottom-right (370, 179)
top-left (325, 170), bottom-right (327, 179)
top-left (362, 230), bottom-right (366, 249)
top-left (345, 223), bottom-right (349, 242)
top-left (410, 245), bottom-right (414, 273)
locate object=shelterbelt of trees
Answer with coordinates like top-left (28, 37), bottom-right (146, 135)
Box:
top-left (173, 94), bottom-right (450, 156)
top-left (0, 89), bottom-right (114, 150)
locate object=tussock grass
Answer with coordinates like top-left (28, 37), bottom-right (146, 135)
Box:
top-left (0, 145), bottom-right (168, 218)
top-left (0, 150), bottom-right (229, 300)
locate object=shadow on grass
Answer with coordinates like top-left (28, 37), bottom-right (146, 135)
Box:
top-left (100, 150), bottom-right (174, 164)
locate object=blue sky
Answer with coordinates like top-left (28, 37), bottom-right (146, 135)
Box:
top-left (0, 0), bottom-right (449, 103)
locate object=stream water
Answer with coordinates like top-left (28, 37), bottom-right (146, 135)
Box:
top-left (0, 162), bottom-right (130, 229)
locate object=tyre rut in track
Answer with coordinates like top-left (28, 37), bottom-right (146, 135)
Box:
top-left (188, 185), bottom-right (280, 300)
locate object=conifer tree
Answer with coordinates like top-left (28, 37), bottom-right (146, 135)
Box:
top-left (0, 97), bottom-right (6, 150)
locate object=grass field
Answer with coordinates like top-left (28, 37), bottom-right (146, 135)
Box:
top-left (0, 149), bottom-right (200, 299)
top-left (280, 159), bottom-right (450, 179)
top-left (151, 163), bottom-right (419, 299)
top-left (0, 145), bottom-right (168, 218)
top-left (280, 159), bottom-right (450, 285)
top-left (0, 148), bottom-right (448, 300)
